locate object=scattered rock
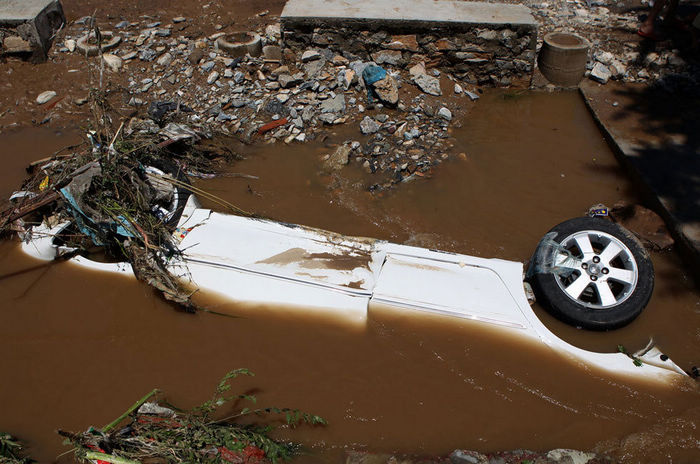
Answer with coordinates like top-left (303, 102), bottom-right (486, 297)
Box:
top-left (454, 83), bottom-right (463, 94)
top-left (320, 94), bottom-right (346, 114)
top-left (546, 449), bottom-right (597, 464)
top-left (324, 144), bottom-right (352, 171)
top-left (36, 91), bottom-right (57, 105)
top-left (384, 34), bottom-right (419, 52)
top-left (65, 39), bottom-right (76, 52)
top-left (102, 53), bottom-right (123, 72)
top-left (437, 107), bottom-right (452, 121)
top-left (360, 116), bottom-right (381, 135)
top-left (278, 73), bottom-right (303, 88)
top-left (413, 73), bottom-right (442, 96)
top-left (207, 71), bottom-right (220, 84)
top-left (156, 52), bottom-right (173, 67)
top-left (337, 69), bottom-right (357, 91)
top-left (590, 62), bottom-right (611, 84)
top-left (372, 75), bottom-right (399, 106)
top-left (371, 50), bottom-right (403, 66)
top-left (449, 450), bottom-right (488, 464)
top-left (301, 49), bottom-right (321, 62)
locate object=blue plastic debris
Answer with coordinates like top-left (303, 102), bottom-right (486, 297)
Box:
top-left (362, 65), bottom-right (387, 104)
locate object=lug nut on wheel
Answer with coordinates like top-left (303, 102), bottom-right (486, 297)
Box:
top-left (593, 256), bottom-right (600, 263)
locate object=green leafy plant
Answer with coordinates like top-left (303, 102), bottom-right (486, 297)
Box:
top-left (0, 433), bottom-right (33, 464)
top-left (59, 369), bottom-right (326, 464)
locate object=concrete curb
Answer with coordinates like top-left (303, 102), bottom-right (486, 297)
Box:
top-left (579, 84), bottom-right (700, 283)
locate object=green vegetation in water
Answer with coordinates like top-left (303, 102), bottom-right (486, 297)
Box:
top-left (0, 433), bottom-right (33, 464)
top-left (59, 369), bottom-right (326, 464)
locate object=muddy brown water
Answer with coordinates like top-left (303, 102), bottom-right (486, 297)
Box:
top-left (0, 92), bottom-right (698, 463)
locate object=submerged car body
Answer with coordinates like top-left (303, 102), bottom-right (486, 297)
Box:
top-left (21, 195), bottom-right (688, 383)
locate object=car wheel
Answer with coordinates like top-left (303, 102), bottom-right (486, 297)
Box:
top-left (528, 217), bottom-right (654, 330)
top-left (144, 161), bottom-right (191, 229)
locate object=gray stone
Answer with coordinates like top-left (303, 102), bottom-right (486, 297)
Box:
top-left (590, 62), bottom-right (611, 84)
top-left (201, 60), bottom-right (216, 72)
top-left (371, 50), bottom-right (403, 66)
top-left (115, 20), bottom-right (129, 28)
top-left (155, 28), bottom-right (171, 37)
top-left (337, 69), bottom-right (357, 90)
top-left (546, 449), bottom-right (596, 464)
top-left (263, 45), bottom-right (282, 62)
top-left (233, 71), bottom-right (245, 83)
top-left (318, 113), bottom-right (338, 124)
top-left (278, 73), bottom-right (303, 88)
top-left (301, 105), bottom-right (315, 122)
top-left (450, 450), bottom-right (488, 464)
top-left (465, 90), bottom-right (480, 101)
top-left (437, 107), bottom-right (452, 121)
top-left (121, 51), bottom-right (138, 60)
top-left (594, 50), bottom-right (615, 66)
top-left (360, 116), bottom-right (380, 134)
top-left (319, 94), bottom-right (345, 113)
top-left (303, 58), bottom-right (325, 78)
top-left (413, 73), bottom-right (442, 96)
top-left (35, 90), bottom-right (56, 104)
top-left (156, 52), bottom-right (173, 66)
top-left (301, 49), bottom-right (321, 62)
top-left (207, 71), bottom-right (220, 84)
top-left (139, 47), bottom-right (157, 61)
top-left (454, 83), bottom-right (463, 94)
top-left (231, 98), bottom-right (248, 108)
top-left (172, 17), bottom-right (186, 23)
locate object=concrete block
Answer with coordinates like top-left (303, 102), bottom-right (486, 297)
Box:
top-left (281, 0), bottom-right (536, 29)
top-left (0, 0), bottom-right (65, 62)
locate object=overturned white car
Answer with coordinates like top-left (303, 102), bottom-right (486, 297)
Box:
top-left (18, 168), bottom-right (689, 385)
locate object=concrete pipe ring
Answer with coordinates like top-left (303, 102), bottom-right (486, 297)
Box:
top-left (216, 32), bottom-right (262, 58)
top-left (76, 31), bottom-right (121, 56)
top-left (537, 32), bottom-right (590, 87)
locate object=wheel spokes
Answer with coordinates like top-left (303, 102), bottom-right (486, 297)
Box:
top-left (599, 240), bottom-right (622, 265)
top-left (606, 267), bottom-right (635, 285)
top-left (574, 234), bottom-right (594, 258)
top-left (594, 281), bottom-right (617, 306)
top-left (565, 274), bottom-right (591, 299)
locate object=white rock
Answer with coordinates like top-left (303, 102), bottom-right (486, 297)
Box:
top-left (595, 51), bottom-right (615, 66)
top-left (454, 83), bottom-right (463, 94)
top-left (36, 91), bottom-right (57, 105)
top-left (207, 71), bottom-right (219, 84)
top-left (102, 53), bottom-right (123, 72)
top-left (546, 449), bottom-right (597, 464)
top-left (65, 39), bottom-right (76, 52)
top-left (437, 107), bottom-right (452, 121)
top-left (276, 94), bottom-right (290, 103)
top-left (590, 62), bottom-right (611, 84)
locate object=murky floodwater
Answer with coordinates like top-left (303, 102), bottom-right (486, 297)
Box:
top-left (0, 92), bottom-right (698, 463)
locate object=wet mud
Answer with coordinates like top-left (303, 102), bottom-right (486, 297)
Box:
top-left (0, 92), bottom-right (698, 463)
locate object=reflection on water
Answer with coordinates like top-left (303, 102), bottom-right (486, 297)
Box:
top-left (0, 92), bottom-right (698, 463)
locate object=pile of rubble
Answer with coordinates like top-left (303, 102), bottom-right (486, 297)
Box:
top-left (524, 0), bottom-right (699, 87)
top-left (46, 13), bottom-right (484, 188)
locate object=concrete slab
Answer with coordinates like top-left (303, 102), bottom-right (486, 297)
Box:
top-left (282, 0), bottom-right (536, 28)
top-left (580, 81), bottom-right (700, 281)
top-left (0, 0), bottom-right (65, 62)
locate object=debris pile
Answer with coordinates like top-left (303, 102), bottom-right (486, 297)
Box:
top-left (42, 15), bottom-right (484, 188)
top-left (0, 433), bottom-right (32, 464)
top-left (0, 99), bottom-right (246, 309)
top-left (59, 369), bottom-right (326, 464)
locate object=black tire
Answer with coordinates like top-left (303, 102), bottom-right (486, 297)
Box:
top-left (527, 217), bottom-right (654, 331)
top-left (143, 160), bottom-right (191, 229)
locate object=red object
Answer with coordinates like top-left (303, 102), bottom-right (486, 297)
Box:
top-left (257, 117), bottom-right (288, 135)
top-left (636, 28), bottom-right (664, 41)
